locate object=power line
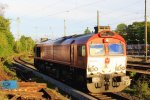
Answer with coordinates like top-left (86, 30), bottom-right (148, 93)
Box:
top-left (27, 0), bottom-right (64, 15)
top-left (99, 0), bottom-right (142, 16)
top-left (54, 0), bottom-right (144, 27)
top-left (38, 0), bottom-right (100, 19)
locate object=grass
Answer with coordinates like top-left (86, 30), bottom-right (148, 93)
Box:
top-left (124, 74), bottom-right (150, 100)
top-left (20, 54), bottom-right (34, 64)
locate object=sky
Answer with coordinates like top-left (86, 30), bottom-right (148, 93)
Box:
top-left (0, 0), bottom-right (150, 40)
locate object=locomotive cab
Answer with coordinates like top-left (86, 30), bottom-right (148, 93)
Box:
top-left (86, 31), bottom-right (131, 93)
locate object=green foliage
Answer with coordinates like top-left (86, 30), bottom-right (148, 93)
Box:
top-left (2, 64), bottom-right (17, 80)
top-left (14, 35), bottom-right (35, 53)
top-left (134, 80), bottom-right (150, 99)
top-left (115, 21), bottom-right (150, 44)
top-left (0, 16), bottom-right (35, 55)
top-left (127, 22), bottom-right (145, 44)
top-left (0, 16), bottom-right (14, 57)
top-left (130, 72), bottom-right (136, 77)
top-left (116, 23), bottom-right (127, 34)
top-left (115, 23), bottom-right (128, 40)
top-left (13, 41), bottom-right (20, 53)
top-left (129, 75), bottom-right (150, 99)
top-left (84, 27), bottom-right (91, 34)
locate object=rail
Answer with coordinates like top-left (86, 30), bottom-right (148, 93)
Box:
top-left (10, 57), bottom-right (67, 99)
top-left (127, 62), bottom-right (150, 75)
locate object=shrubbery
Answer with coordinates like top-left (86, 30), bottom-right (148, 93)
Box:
top-left (0, 16), bottom-right (35, 58)
top-left (127, 73), bottom-right (150, 99)
top-left (0, 16), bottom-right (14, 58)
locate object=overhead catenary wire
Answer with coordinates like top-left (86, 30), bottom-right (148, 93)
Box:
top-left (34, 0), bottom-right (101, 20)
top-left (6, 0), bottom-right (149, 40)
top-left (59, 0), bottom-right (146, 29)
top-left (45, 0), bottom-right (142, 18)
top-left (19, 0), bottom-right (148, 27)
top-left (68, 15), bottom-right (145, 34)
top-left (99, 0), bottom-right (143, 16)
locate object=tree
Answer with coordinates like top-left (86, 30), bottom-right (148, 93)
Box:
top-left (116, 23), bottom-right (127, 35)
top-left (0, 16), bottom-right (14, 57)
top-left (14, 35), bottom-right (35, 53)
top-left (127, 22), bottom-right (149, 44)
top-left (84, 27), bottom-right (91, 34)
top-left (116, 21), bottom-right (150, 44)
top-left (115, 23), bottom-right (127, 40)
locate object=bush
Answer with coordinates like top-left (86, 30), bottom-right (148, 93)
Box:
top-left (133, 76), bottom-right (150, 99)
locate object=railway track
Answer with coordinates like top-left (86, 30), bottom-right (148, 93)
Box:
top-left (128, 60), bottom-right (150, 65)
top-left (13, 56), bottom-right (135, 100)
top-left (11, 57), bottom-right (67, 100)
top-left (127, 61), bottom-right (150, 75)
top-left (89, 92), bottom-right (134, 100)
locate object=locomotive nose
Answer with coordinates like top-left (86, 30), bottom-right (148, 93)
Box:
top-left (105, 58), bottom-right (110, 64)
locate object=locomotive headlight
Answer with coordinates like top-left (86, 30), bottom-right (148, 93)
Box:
top-left (88, 65), bottom-right (98, 72)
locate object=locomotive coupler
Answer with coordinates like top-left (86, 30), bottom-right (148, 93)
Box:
top-left (104, 75), bottom-right (110, 90)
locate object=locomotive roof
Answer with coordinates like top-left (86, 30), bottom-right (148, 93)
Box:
top-left (37, 33), bottom-right (93, 45)
top-left (60, 33), bottom-right (93, 44)
top-left (36, 31), bottom-right (125, 46)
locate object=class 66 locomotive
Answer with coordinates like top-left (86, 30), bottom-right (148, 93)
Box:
top-left (34, 27), bottom-right (131, 93)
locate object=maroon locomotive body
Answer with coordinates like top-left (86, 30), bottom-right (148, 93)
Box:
top-left (34, 30), bottom-right (130, 93)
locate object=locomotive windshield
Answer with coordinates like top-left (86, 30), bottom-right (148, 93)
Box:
top-left (109, 44), bottom-right (123, 55)
top-left (89, 44), bottom-right (104, 56)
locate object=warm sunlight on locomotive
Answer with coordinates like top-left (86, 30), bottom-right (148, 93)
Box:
top-left (34, 27), bottom-right (131, 93)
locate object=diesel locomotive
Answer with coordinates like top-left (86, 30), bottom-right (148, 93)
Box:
top-left (34, 27), bottom-right (131, 93)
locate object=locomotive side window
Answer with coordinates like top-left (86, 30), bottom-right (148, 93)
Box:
top-left (89, 44), bottom-right (104, 56)
top-left (78, 45), bottom-right (86, 57)
top-left (36, 47), bottom-right (41, 57)
top-left (109, 44), bottom-right (123, 55)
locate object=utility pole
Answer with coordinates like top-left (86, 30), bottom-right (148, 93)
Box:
top-left (16, 17), bottom-right (20, 40)
top-left (16, 17), bottom-right (20, 52)
top-left (145, 0), bottom-right (148, 61)
top-left (64, 11), bottom-right (69, 37)
top-left (64, 19), bottom-right (66, 36)
top-left (97, 10), bottom-right (100, 32)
